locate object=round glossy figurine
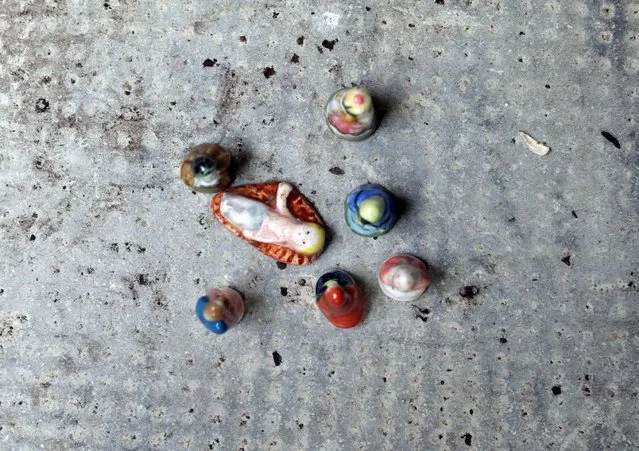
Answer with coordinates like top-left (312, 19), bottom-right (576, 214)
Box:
top-left (195, 287), bottom-right (245, 334)
top-left (378, 255), bottom-right (431, 302)
top-left (325, 86), bottom-right (378, 141)
top-left (180, 143), bottom-right (232, 193)
top-left (345, 183), bottom-right (398, 237)
top-left (315, 269), bottom-right (365, 328)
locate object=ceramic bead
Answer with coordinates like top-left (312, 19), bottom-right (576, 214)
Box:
top-left (195, 287), bottom-right (245, 334)
top-left (378, 255), bottom-right (431, 301)
top-left (325, 86), bottom-right (378, 141)
top-left (180, 144), bottom-right (232, 193)
top-left (315, 269), bottom-right (365, 328)
top-left (345, 183), bottom-right (398, 237)
top-left (211, 182), bottom-right (326, 265)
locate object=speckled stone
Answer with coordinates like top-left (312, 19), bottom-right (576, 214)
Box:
top-left (0, 1), bottom-right (637, 450)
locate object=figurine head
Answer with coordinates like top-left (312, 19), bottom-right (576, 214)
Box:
top-left (358, 196), bottom-right (385, 224)
top-left (343, 87), bottom-right (372, 117)
top-left (191, 155), bottom-right (220, 189)
top-left (324, 280), bottom-right (349, 306)
top-left (290, 222), bottom-right (325, 256)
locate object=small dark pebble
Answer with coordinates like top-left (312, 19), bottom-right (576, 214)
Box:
top-left (571, 210), bottom-right (578, 218)
top-left (276, 262), bottom-right (287, 270)
top-left (263, 66), bottom-right (276, 78)
top-left (272, 351), bottom-right (282, 366)
top-left (552, 385), bottom-right (561, 395)
top-left (297, 36), bottom-right (304, 45)
top-left (329, 167), bottom-right (344, 175)
top-left (459, 286), bottom-right (479, 299)
top-left (562, 255), bottom-right (571, 266)
top-left (290, 54), bottom-right (299, 64)
top-left (35, 98), bottom-right (50, 113)
top-left (499, 337), bottom-right (508, 343)
top-left (29, 234), bottom-right (36, 241)
top-left (365, 6), bottom-right (371, 11)
top-left (461, 433), bottom-right (471, 446)
top-left (239, 36), bottom-right (247, 43)
top-left (436, 0), bottom-right (445, 4)
top-left (321, 39), bottom-right (338, 51)
top-left (203, 58), bottom-right (217, 67)
top-left (280, 287), bottom-right (288, 296)
top-left (601, 131), bottom-right (620, 149)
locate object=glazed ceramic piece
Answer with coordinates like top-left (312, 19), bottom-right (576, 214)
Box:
top-left (345, 183), bottom-right (398, 237)
top-left (378, 254), bottom-right (431, 302)
top-left (195, 287), bottom-right (245, 334)
top-left (315, 269), bottom-right (365, 328)
top-left (325, 86), bottom-right (378, 141)
top-left (211, 182), bottom-right (326, 265)
top-left (180, 143), bottom-right (232, 193)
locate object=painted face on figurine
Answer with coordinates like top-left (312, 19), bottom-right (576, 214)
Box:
top-left (195, 287), bottom-right (245, 334)
top-left (378, 255), bottom-right (431, 302)
top-left (212, 182), bottom-right (326, 265)
top-left (180, 144), bottom-right (233, 193)
top-left (325, 86), bottom-right (378, 141)
top-left (345, 184), bottom-right (398, 237)
top-left (315, 269), bottom-right (365, 328)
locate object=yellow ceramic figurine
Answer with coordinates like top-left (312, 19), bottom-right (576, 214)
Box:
top-left (325, 86), bottom-right (378, 141)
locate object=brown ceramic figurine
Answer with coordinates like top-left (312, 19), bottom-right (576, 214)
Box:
top-left (180, 144), bottom-right (232, 193)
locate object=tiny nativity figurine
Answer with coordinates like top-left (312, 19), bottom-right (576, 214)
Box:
top-left (345, 183), bottom-right (398, 237)
top-left (315, 269), bottom-right (365, 328)
top-left (325, 86), bottom-right (378, 141)
top-left (180, 143), bottom-right (233, 193)
top-left (212, 182), bottom-right (326, 265)
top-left (378, 254), bottom-right (431, 302)
top-left (195, 287), bottom-right (245, 334)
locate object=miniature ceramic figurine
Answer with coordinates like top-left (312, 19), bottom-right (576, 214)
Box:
top-left (325, 86), bottom-right (378, 141)
top-left (345, 183), bottom-right (398, 237)
top-left (378, 254), bottom-right (431, 301)
top-left (315, 269), bottom-right (365, 328)
top-left (211, 182), bottom-right (326, 265)
top-left (195, 287), bottom-right (245, 334)
top-left (180, 143), bottom-right (232, 193)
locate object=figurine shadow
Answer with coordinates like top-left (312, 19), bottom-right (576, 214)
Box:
top-left (424, 260), bottom-right (445, 289)
top-left (371, 90), bottom-right (401, 130)
top-left (229, 145), bottom-right (254, 184)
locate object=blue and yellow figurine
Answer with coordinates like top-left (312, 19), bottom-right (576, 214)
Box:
top-left (195, 287), bottom-right (245, 335)
top-left (345, 184), bottom-right (398, 237)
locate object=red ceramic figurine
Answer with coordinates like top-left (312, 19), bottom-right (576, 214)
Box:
top-left (315, 269), bottom-right (365, 328)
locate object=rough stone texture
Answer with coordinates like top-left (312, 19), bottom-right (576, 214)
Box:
top-left (0, 1), bottom-right (637, 449)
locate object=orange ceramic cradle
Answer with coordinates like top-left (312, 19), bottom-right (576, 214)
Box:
top-left (211, 182), bottom-right (326, 265)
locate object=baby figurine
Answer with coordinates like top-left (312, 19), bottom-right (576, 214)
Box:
top-left (325, 86), bottom-right (378, 141)
top-left (212, 182), bottom-right (326, 265)
top-left (345, 183), bottom-right (398, 237)
top-left (315, 269), bottom-right (365, 328)
top-left (378, 255), bottom-right (431, 302)
top-left (180, 143), bottom-right (233, 193)
top-left (195, 287), bottom-right (245, 334)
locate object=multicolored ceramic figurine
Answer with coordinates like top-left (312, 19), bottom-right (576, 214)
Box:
top-left (325, 86), bottom-right (378, 141)
top-left (195, 287), bottom-right (245, 334)
top-left (180, 143), bottom-right (233, 193)
top-left (212, 182), bottom-right (326, 265)
top-left (315, 269), bottom-right (365, 328)
top-left (345, 183), bottom-right (398, 237)
top-left (378, 254), bottom-right (431, 302)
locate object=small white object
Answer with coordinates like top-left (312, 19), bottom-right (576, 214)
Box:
top-left (519, 131), bottom-right (551, 155)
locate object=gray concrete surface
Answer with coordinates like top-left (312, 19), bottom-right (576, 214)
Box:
top-left (1, 1), bottom-right (638, 449)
